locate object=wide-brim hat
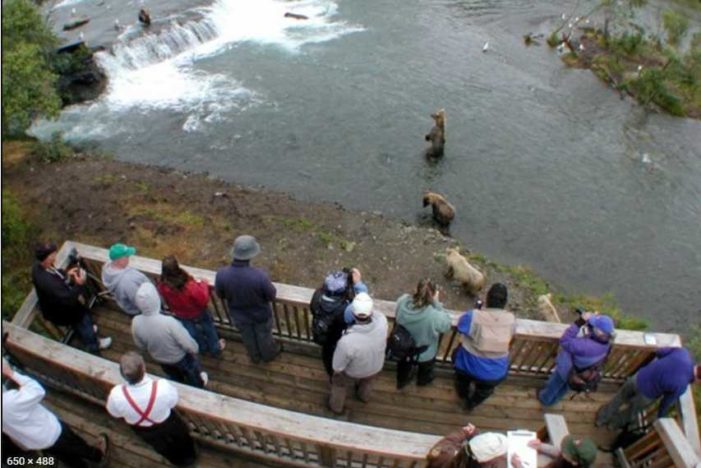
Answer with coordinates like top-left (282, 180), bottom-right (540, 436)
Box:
top-left (467, 433), bottom-right (507, 462)
top-left (231, 235), bottom-right (261, 260)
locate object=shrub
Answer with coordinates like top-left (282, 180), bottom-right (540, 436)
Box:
top-left (1, 191), bottom-right (35, 321)
top-left (629, 68), bottom-right (684, 115)
top-left (611, 32), bottom-right (644, 55)
top-left (662, 10), bottom-right (689, 47)
top-left (31, 132), bottom-right (74, 163)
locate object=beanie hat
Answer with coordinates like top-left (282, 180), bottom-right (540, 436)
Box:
top-left (561, 436), bottom-right (597, 467)
top-left (35, 242), bottom-right (57, 261)
top-left (467, 433), bottom-right (507, 462)
top-left (134, 282), bottom-right (160, 316)
top-left (588, 315), bottom-right (615, 336)
top-left (324, 271), bottom-right (348, 294)
top-left (351, 292), bottom-right (373, 319)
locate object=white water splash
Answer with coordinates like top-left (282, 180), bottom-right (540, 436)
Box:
top-left (33, 0), bottom-right (363, 137)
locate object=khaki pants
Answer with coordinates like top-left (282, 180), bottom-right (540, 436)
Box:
top-left (328, 371), bottom-right (378, 414)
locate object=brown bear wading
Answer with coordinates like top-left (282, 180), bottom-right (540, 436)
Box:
top-left (423, 191), bottom-right (455, 226)
top-left (425, 109), bottom-right (446, 158)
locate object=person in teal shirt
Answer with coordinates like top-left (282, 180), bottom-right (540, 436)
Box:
top-left (395, 279), bottom-right (453, 389)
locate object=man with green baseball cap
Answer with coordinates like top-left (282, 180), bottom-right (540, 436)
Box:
top-left (101, 242), bottom-right (151, 316)
top-left (528, 434), bottom-right (597, 467)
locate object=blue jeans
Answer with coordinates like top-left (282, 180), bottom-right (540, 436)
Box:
top-left (73, 312), bottom-right (99, 354)
top-left (178, 310), bottom-right (222, 357)
top-left (538, 371), bottom-right (570, 406)
top-left (160, 353), bottom-right (205, 388)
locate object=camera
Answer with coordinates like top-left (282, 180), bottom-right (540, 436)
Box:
top-left (66, 247), bottom-right (86, 271)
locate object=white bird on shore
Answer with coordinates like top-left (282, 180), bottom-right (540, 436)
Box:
top-left (114, 19), bottom-right (121, 30)
top-left (79, 32), bottom-right (84, 40)
top-left (637, 65), bottom-right (643, 72)
top-left (579, 43), bottom-right (585, 51)
top-left (561, 13), bottom-right (567, 20)
top-left (482, 41), bottom-right (489, 52)
top-left (642, 153), bottom-right (652, 164)
top-left (71, 7), bottom-right (76, 15)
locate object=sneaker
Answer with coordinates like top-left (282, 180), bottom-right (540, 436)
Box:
top-left (200, 371), bottom-right (209, 387)
top-left (98, 337), bottom-right (112, 350)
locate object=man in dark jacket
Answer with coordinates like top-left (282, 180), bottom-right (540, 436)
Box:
top-left (31, 242), bottom-right (111, 353)
top-left (596, 347), bottom-right (699, 430)
top-left (215, 235), bottom-right (280, 363)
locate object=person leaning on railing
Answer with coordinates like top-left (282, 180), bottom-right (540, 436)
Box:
top-left (395, 278), bottom-right (452, 389)
top-left (426, 423), bottom-right (523, 468)
top-left (157, 255), bottom-right (226, 358)
top-left (537, 311), bottom-right (614, 407)
top-left (452, 283), bottom-right (516, 412)
top-left (31, 242), bottom-right (112, 354)
top-left (106, 351), bottom-right (197, 467)
top-left (101, 243), bottom-right (152, 316)
top-left (214, 235), bottom-right (282, 364)
top-left (595, 347), bottom-right (700, 430)
top-left (528, 436), bottom-right (597, 468)
top-left (2, 358), bottom-right (110, 467)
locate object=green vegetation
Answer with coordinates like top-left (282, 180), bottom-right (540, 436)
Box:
top-left (548, 0), bottom-right (701, 118)
top-left (31, 132), bottom-right (74, 163)
top-left (1, 0), bottom-right (61, 136)
top-left (1, 191), bottom-right (36, 321)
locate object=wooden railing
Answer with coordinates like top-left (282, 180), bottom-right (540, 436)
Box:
top-left (11, 240), bottom-right (701, 459)
top-left (621, 418), bottom-right (701, 468)
top-left (3, 322), bottom-right (439, 468)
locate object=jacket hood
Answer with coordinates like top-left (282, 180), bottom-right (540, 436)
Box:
top-left (102, 262), bottom-right (128, 288)
top-left (135, 282), bottom-right (161, 316)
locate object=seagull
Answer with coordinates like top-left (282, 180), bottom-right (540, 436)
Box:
top-left (579, 43), bottom-right (585, 51)
top-left (637, 65), bottom-right (643, 72)
top-left (575, 16), bottom-right (580, 22)
top-left (482, 41), bottom-right (489, 52)
top-left (79, 31), bottom-right (84, 41)
top-left (114, 19), bottom-right (121, 30)
top-left (561, 13), bottom-right (567, 20)
top-left (71, 7), bottom-right (76, 15)
top-left (641, 153), bottom-right (651, 164)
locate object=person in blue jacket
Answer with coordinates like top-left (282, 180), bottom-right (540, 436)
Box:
top-left (596, 347), bottom-right (699, 429)
top-left (538, 311), bottom-right (614, 406)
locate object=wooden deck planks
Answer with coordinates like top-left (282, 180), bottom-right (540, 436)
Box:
top-left (90, 305), bottom-right (618, 447)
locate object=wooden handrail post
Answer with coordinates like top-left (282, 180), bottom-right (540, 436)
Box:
top-left (654, 418), bottom-right (701, 467)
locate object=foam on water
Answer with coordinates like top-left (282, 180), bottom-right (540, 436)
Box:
top-left (69, 0), bottom-right (363, 121)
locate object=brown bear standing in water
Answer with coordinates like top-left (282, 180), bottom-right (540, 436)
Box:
top-left (138, 8), bottom-right (151, 27)
top-left (425, 109), bottom-right (446, 159)
top-left (423, 190), bottom-right (455, 227)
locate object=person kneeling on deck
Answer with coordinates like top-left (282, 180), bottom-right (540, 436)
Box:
top-left (158, 255), bottom-right (225, 358)
top-left (328, 293), bottom-right (388, 414)
top-left (538, 311), bottom-right (614, 407)
top-left (107, 352), bottom-right (198, 466)
top-left (31, 242), bottom-right (112, 354)
top-left (527, 435), bottom-right (597, 468)
top-left (102, 243), bottom-right (152, 316)
top-left (132, 282), bottom-right (208, 388)
top-left (3, 359), bottom-right (110, 468)
top-left (595, 347), bottom-right (699, 430)
top-left (215, 235), bottom-right (281, 364)
top-left (395, 278), bottom-right (452, 389)
top-left (310, 268), bottom-right (368, 378)
top-left (453, 283), bottom-right (515, 411)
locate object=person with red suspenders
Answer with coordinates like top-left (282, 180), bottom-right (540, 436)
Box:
top-left (106, 352), bottom-right (197, 466)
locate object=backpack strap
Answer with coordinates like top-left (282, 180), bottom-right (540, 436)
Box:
top-left (121, 380), bottom-right (159, 427)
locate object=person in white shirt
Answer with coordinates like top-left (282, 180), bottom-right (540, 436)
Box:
top-left (328, 293), bottom-right (388, 414)
top-left (106, 351), bottom-right (197, 466)
top-left (2, 359), bottom-right (108, 468)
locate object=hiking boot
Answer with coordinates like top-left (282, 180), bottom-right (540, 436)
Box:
top-left (98, 337), bottom-right (112, 350)
top-left (200, 371), bottom-right (209, 387)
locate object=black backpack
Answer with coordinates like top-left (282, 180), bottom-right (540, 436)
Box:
top-left (386, 324), bottom-right (427, 361)
top-left (310, 290), bottom-right (348, 345)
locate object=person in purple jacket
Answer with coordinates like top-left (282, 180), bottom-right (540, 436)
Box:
top-left (215, 235), bottom-right (281, 363)
top-left (538, 310), bottom-right (614, 406)
top-left (595, 347), bottom-right (700, 430)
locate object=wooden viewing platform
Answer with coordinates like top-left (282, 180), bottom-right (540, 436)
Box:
top-left (4, 241), bottom-right (700, 467)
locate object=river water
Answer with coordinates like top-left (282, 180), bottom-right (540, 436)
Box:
top-left (37, 0), bottom-right (701, 332)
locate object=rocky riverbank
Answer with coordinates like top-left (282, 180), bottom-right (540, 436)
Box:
top-left (2, 139), bottom-right (637, 325)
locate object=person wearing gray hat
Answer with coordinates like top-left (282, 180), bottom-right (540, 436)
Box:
top-left (215, 235), bottom-right (281, 363)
